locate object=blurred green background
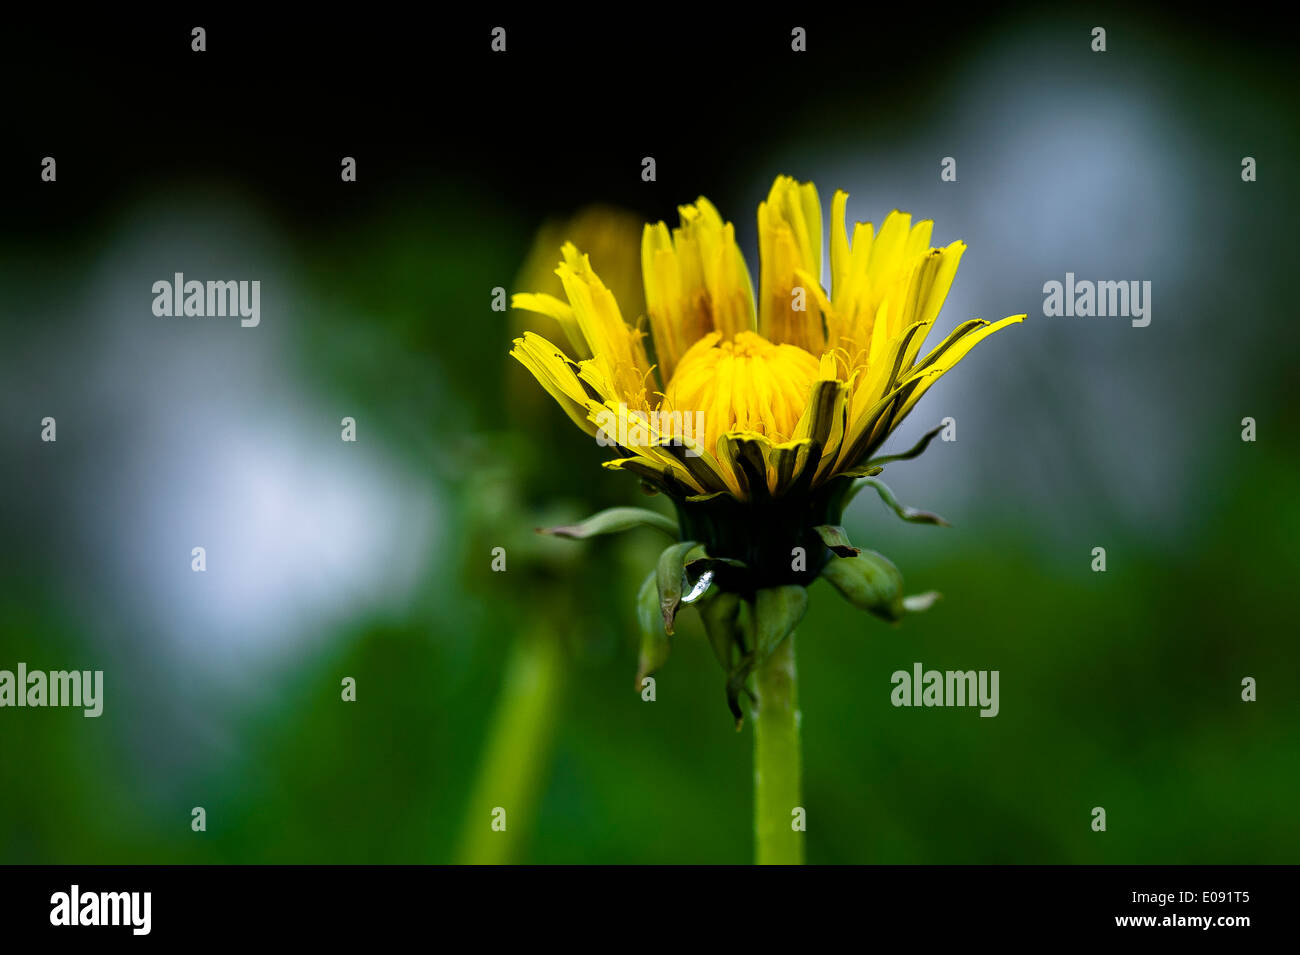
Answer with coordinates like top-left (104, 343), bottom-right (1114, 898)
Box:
top-left (2, 9), bottom-right (1297, 863)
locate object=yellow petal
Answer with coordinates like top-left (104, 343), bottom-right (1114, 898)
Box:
top-left (511, 292), bottom-right (589, 360)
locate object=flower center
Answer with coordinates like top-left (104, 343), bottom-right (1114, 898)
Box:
top-left (662, 330), bottom-right (820, 453)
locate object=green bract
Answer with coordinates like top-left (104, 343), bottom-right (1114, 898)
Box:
top-left (540, 430), bottom-right (950, 722)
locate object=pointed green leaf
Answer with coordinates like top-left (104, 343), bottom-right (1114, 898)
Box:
top-left (844, 477), bottom-right (950, 526)
top-left (864, 423), bottom-right (945, 468)
top-left (754, 586), bottom-right (808, 662)
top-left (697, 594), bottom-right (758, 728)
top-left (812, 524), bottom-right (860, 557)
top-left (698, 590), bottom-right (743, 670)
top-left (635, 568), bottom-right (670, 689)
top-left (540, 506), bottom-right (678, 540)
top-left (838, 463), bottom-right (884, 479)
top-left (821, 549), bottom-right (905, 622)
top-left (657, 540), bottom-right (698, 635)
top-left (726, 657), bottom-right (755, 730)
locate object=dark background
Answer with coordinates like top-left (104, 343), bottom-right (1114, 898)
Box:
top-left (2, 7), bottom-right (1297, 863)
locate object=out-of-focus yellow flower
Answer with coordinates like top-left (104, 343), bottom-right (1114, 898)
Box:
top-left (509, 205), bottom-right (644, 404)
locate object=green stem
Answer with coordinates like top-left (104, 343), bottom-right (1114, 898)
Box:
top-left (752, 632), bottom-right (804, 865)
top-left (455, 628), bottom-right (564, 864)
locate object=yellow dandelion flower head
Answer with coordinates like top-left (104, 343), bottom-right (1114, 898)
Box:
top-left (511, 175), bottom-right (1024, 505)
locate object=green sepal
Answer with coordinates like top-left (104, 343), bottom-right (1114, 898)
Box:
top-left (812, 524), bottom-right (860, 557)
top-left (698, 590), bottom-right (743, 671)
top-left (838, 463), bottom-right (884, 479)
top-left (820, 549), bottom-right (905, 622)
top-left (844, 477), bottom-right (950, 526)
top-left (540, 506), bottom-right (678, 540)
top-left (635, 568), bottom-right (670, 689)
top-left (657, 540), bottom-right (698, 635)
top-left (709, 587), bottom-right (808, 731)
top-left (725, 659), bottom-right (754, 731)
top-left (698, 592), bottom-right (757, 729)
top-left (864, 423), bottom-right (944, 469)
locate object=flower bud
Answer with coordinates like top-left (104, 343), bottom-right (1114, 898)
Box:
top-left (820, 549), bottom-right (905, 622)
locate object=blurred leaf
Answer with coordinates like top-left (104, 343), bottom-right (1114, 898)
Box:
top-left (540, 506), bottom-right (678, 540)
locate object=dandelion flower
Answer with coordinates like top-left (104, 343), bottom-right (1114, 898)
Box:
top-left (511, 176), bottom-right (1024, 863)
